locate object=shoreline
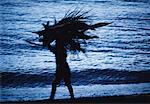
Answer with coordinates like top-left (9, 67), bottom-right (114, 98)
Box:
top-left (1, 94), bottom-right (150, 104)
top-left (1, 83), bottom-right (150, 103)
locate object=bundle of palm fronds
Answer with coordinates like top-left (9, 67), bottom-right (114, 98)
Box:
top-left (33, 9), bottom-right (111, 53)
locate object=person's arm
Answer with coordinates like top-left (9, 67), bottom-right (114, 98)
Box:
top-left (48, 44), bottom-right (56, 54)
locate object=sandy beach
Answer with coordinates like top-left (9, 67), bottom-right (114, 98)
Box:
top-left (1, 94), bottom-right (150, 104)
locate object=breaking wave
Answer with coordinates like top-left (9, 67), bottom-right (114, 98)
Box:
top-left (1, 69), bottom-right (150, 87)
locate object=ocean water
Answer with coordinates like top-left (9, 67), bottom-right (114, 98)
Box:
top-left (0, 0), bottom-right (150, 102)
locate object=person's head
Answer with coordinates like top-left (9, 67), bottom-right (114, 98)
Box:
top-left (33, 21), bottom-right (55, 46)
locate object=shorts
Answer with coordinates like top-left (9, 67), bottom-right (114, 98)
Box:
top-left (52, 67), bottom-right (71, 85)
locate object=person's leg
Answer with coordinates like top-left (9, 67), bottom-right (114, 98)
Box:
top-left (64, 76), bottom-right (74, 99)
top-left (66, 84), bottom-right (75, 99)
top-left (50, 77), bottom-right (61, 100)
top-left (50, 82), bottom-right (56, 100)
top-left (64, 63), bottom-right (74, 99)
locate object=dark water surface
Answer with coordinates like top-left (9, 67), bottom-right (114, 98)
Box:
top-left (0, 0), bottom-right (150, 101)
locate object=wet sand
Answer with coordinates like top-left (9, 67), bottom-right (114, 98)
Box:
top-left (1, 94), bottom-right (150, 104)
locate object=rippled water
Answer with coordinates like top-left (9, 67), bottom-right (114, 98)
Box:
top-left (0, 0), bottom-right (150, 101)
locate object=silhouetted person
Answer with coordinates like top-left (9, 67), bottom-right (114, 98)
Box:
top-left (48, 40), bottom-right (74, 100)
top-left (32, 9), bottom-right (110, 101)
